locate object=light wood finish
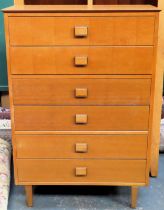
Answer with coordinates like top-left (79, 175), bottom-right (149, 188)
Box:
top-left (75, 143), bottom-right (88, 153)
top-left (17, 159), bottom-right (146, 184)
top-left (3, 12), bottom-right (20, 187)
top-left (3, 5), bottom-right (160, 13)
top-left (1, 93), bottom-right (10, 108)
top-left (75, 114), bottom-right (88, 124)
top-left (88, 0), bottom-right (93, 6)
top-left (150, 0), bottom-right (164, 177)
top-left (131, 186), bottom-right (138, 208)
top-left (75, 56), bottom-right (88, 66)
top-left (14, 106), bottom-right (149, 131)
top-left (24, 186), bottom-right (33, 207)
top-left (15, 131), bottom-right (149, 135)
top-left (14, 0), bottom-right (24, 4)
top-left (9, 16), bottom-right (155, 46)
top-left (10, 47), bottom-right (154, 75)
top-left (3, 5), bottom-right (160, 208)
top-left (6, 12), bottom-right (159, 17)
top-left (75, 26), bottom-right (88, 37)
top-left (12, 75), bottom-right (152, 79)
top-left (75, 88), bottom-right (88, 98)
top-left (75, 167), bottom-right (87, 176)
top-left (12, 78), bottom-right (151, 105)
top-left (16, 134), bottom-right (148, 159)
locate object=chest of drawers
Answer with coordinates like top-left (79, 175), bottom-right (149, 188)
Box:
top-left (3, 5), bottom-right (160, 208)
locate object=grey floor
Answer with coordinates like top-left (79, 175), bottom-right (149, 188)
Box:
top-left (8, 154), bottom-right (164, 210)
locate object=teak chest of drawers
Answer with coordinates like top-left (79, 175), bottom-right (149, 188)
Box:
top-left (3, 5), bottom-right (160, 208)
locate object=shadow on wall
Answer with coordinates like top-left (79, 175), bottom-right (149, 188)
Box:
top-left (24, 0), bottom-right (158, 5)
top-left (0, 0), bottom-right (14, 92)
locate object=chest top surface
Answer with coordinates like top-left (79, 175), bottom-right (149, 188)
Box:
top-left (2, 4), bottom-right (160, 13)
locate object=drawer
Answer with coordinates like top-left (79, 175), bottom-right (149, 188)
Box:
top-left (9, 16), bottom-right (155, 46)
top-left (16, 134), bottom-right (148, 159)
top-left (17, 159), bottom-right (146, 184)
top-left (12, 78), bottom-right (151, 105)
top-left (14, 106), bottom-right (149, 131)
top-left (10, 47), bottom-right (154, 75)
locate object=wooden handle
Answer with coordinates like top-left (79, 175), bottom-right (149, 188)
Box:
top-left (75, 56), bottom-right (88, 66)
top-left (75, 88), bottom-right (88, 98)
top-left (75, 143), bottom-right (88, 153)
top-left (75, 26), bottom-right (88, 37)
top-left (75, 167), bottom-right (87, 176)
top-left (75, 114), bottom-right (88, 124)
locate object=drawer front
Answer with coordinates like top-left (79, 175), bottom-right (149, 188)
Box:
top-left (17, 159), bottom-right (146, 184)
top-left (9, 16), bottom-right (155, 46)
top-left (14, 106), bottom-right (149, 131)
top-left (16, 134), bottom-right (148, 159)
top-left (10, 47), bottom-right (154, 75)
top-left (12, 78), bottom-right (151, 105)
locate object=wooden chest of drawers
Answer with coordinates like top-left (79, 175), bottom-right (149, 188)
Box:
top-left (3, 5), bottom-right (160, 208)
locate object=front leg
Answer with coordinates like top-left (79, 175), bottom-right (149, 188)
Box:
top-left (131, 186), bottom-right (138, 208)
top-left (25, 185), bottom-right (33, 207)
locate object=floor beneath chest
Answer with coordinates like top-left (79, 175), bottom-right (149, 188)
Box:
top-left (8, 154), bottom-right (164, 210)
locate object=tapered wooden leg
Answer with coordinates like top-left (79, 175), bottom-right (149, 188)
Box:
top-left (131, 186), bottom-right (138, 209)
top-left (25, 185), bottom-right (33, 207)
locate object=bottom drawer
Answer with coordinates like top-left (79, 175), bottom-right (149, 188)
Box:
top-left (17, 159), bottom-right (146, 185)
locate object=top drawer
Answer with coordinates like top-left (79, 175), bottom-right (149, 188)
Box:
top-left (9, 16), bottom-right (155, 46)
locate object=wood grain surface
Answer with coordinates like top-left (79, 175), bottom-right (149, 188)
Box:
top-left (14, 106), bottom-right (149, 131)
top-left (15, 134), bottom-right (148, 159)
top-left (12, 78), bottom-right (151, 105)
top-left (17, 159), bottom-right (146, 184)
top-left (9, 16), bottom-right (155, 46)
top-left (10, 47), bottom-right (154, 75)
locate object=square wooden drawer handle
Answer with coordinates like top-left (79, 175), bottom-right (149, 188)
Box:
top-left (75, 167), bottom-right (87, 176)
top-left (75, 143), bottom-right (88, 153)
top-left (75, 56), bottom-right (88, 66)
top-left (75, 26), bottom-right (88, 37)
top-left (75, 88), bottom-right (88, 98)
top-left (75, 114), bottom-right (88, 124)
